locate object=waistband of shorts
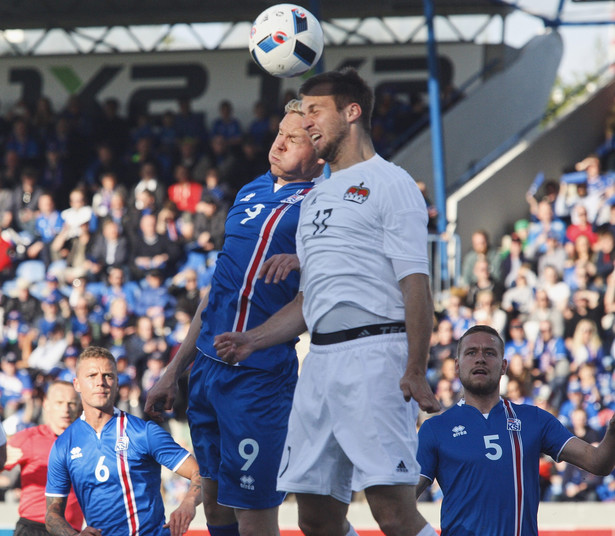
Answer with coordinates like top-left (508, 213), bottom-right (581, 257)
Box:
top-left (311, 322), bottom-right (406, 345)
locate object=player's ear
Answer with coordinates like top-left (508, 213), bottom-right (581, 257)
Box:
top-left (346, 102), bottom-right (362, 123)
top-left (73, 377), bottom-right (81, 394)
top-left (501, 359), bottom-right (508, 375)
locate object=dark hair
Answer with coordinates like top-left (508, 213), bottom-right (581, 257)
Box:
top-left (456, 325), bottom-right (504, 359)
top-left (299, 67), bottom-right (374, 132)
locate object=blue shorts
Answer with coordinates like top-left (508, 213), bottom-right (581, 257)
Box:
top-left (187, 353), bottom-right (297, 509)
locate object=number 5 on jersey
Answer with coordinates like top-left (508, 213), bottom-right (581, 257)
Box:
top-left (484, 434), bottom-right (502, 460)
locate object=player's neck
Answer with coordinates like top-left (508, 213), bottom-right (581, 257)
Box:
top-left (83, 406), bottom-right (115, 433)
top-left (463, 392), bottom-right (501, 414)
top-left (329, 132), bottom-right (375, 173)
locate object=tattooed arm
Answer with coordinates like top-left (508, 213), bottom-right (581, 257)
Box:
top-left (46, 496), bottom-right (101, 536)
top-left (164, 455), bottom-right (202, 536)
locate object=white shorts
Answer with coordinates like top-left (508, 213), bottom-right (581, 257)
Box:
top-left (277, 332), bottom-right (421, 504)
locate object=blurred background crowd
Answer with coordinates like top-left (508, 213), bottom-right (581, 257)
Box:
top-left (0, 86), bottom-right (613, 506)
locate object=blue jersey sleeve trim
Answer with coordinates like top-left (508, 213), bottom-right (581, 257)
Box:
top-left (554, 436), bottom-right (575, 463)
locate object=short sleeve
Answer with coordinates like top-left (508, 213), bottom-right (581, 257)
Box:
top-left (145, 421), bottom-right (190, 472)
top-left (417, 420), bottom-right (437, 482)
top-left (45, 440), bottom-right (72, 497)
top-left (538, 408), bottom-right (574, 461)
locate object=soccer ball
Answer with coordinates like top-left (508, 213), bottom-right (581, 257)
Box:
top-left (249, 4), bottom-right (324, 78)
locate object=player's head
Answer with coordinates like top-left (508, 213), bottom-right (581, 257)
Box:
top-left (456, 325), bottom-right (506, 397)
top-left (268, 98), bottom-right (324, 183)
top-left (299, 68), bottom-right (373, 163)
top-left (300, 67), bottom-right (374, 132)
top-left (43, 380), bottom-right (81, 435)
top-left (74, 346), bottom-right (118, 412)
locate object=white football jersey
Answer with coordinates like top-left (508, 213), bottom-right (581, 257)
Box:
top-left (297, 154), bottom-right (429, 333)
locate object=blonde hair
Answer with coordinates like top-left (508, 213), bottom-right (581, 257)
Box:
top-left (284, 98), bottom-right (303, 115)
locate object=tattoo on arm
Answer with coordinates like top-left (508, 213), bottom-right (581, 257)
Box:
top-left (46, 496), bottom-right (78, 536)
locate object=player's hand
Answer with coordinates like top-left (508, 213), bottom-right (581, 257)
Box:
top-left (144, 371), bottom-right (177, 422)
top-left (79, 526), bottom-right (102, 536)
top-left (400, 372), bottom-right (440, 413)
top-left (165, 500), bottom-right (196, 536)
top-left (213, 332), bottom-right (255, 365)
top-left (259, 253), bottom-right (300, 284)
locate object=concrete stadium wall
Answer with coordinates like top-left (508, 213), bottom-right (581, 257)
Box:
top-left (446, 77), bottom-right (615, 254)
top-left (393, 30), bottom-right (563, 193)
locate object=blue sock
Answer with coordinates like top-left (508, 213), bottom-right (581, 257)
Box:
top-left (207, 522), bottom-right (240, 536)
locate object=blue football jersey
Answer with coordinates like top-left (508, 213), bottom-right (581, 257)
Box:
top-left (46, 409), bottom-right (190, 536)
top-left (417, 399), bottom-right (574, 536)
top-left (196, 171), bottom-right (314, 371)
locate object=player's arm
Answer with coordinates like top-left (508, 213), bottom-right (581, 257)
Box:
top-left (164, 455), bottom-right (202, 536)
top-left (415, 475), bottom-right (432, 499)
top-left (214, 292), bottom-right (306, 365)
top-left (399, 273), bottom-right (440, 413)
top-left (46, 496), bottom-right (101, 536)
top-left (559, 413), bottom-right (615, 475)
top-left (145, 289), bottom-right (209, 420)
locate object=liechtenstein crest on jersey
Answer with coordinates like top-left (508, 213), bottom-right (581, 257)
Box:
top-left (343, 182), bottom-right (370, 204)
top-left (115, 435), bottom-right (130, 451)
top-left (506, 418), bottom-right (522, 432)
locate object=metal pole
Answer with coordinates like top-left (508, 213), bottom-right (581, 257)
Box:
top-left (423, 0), bottom-right (447, 235)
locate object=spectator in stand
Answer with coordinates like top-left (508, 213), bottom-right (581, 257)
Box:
top-left (130, 212), bottom-right (181, 280)
top-left (168, 268), bottom-right (201, 318)
top-left (129, 161), bottom-right (167, 213)
top-left (6, 117), bottom-right (42, 166)
top-left (4, 380), bottom-right (84, 536)
top-left (5, 278), bottom-right (42, 326)
top-left (564, 288), bottom-right (605, 345)
top-left (55, 345), bottom-right (81, 382)
top-left (194, 194), bottom-right (227, 254)
top-left (132, 268), bottom-right (177, 323)
top-left (433, 378), bottom-right (457, 411)
top-left (0, 351), bottom-right (33, 419)
top-left (67, 296), bottom-right (96, 346)
top-left (175, 97), bottom-right (208, 145)
top-left (59, 186), bottom-right (93, 240)
top-left (125, 315), bottom-right (169, 381)
top-left (504, 352), bottom-right (534, 400)
top-left (501, 267), bottom-right (537, 321)
top-left (460, 229), bottom-right (502, 288)
top-left (211, 99), bottom-right (243, 148)
top-left (83, 142), bottom-right (125, 192)
top-left (575, 154), bottom-right (614, 205)
top-left (11, 167), bottom-right (43, 237)
top-left (201, 167), bottom-right (230, 207)
top-left (595, 225), bottom-right (615, 287)
top-left (532, 319), bottom-right (570, 407)
top-left (568, 319), bottom-right (606, 375)
top-left (535, 232), bottom-right (567, 280)
top-left (91, 171), bottom-right (127, 220)
top-left (2, 310), bottom-right (30, 359)
top-left (168, 164), bottom-right (203, 215)
top-left (1, 144), bottom-right (22, 187)
top-left (566, 205), bottom-right (598, 252)
top-left (500, 232), bottom-right (529, 288)
top-left (248, 100), bottom-right (272, 151)
top-left (503, 318), bottom-right (531, 362)
top-left (84, 218), bottom-right (130, 280)
top-left (539, 264), bottom-right (571, 312)
top-left (441, 287), bottom-right (474, 340)
top-left (428, 318), bottom-right (458, 389)
top-left (93, 97), bottom-right (130, 159)
top-left (125, 135), bottom-right (170, 186)
top-left (525, 198), bottom-right (567, 261)
top-left (26, 193), bottom-right (63, 267)
top-left (40, 143), bottom-right (69, 196)
top-left (28, 322), bottom-right (70, 375)
top-left (141, 351), bottom-right (168, 403)
top-left (526, 288), bottom-right (565, 339)
top-left (50, 218), bottom-right (93, 285)
top-left (465, 258), bottom-right (504, 309)
top-left (471, 288), bottom-right (507, 337)
top-left (504, 378), bottom-right (533, 405)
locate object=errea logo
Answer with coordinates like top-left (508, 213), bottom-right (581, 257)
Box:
top-left (452, 425), bottom-right (467, 438)
top-left (70, 447), bottom-right (83, 460)
top-left (240, 475), bottom-right (255, 491)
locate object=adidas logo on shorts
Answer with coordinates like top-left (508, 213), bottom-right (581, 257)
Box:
top-left (396, 460), bottom-right (409, 473)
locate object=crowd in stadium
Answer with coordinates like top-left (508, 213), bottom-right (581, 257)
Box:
top-left (0, 87), bottom-right (613, 506)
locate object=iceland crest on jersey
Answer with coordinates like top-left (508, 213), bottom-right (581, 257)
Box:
top-left (507, 418), bottom-right (522, 432)
top-left (280, 189), bottom-right (308, 205)
top-left (115, 435), bottom-right (130, 451)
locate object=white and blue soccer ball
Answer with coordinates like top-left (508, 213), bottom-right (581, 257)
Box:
top-left (249, 3), bottom-right (324, 78)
